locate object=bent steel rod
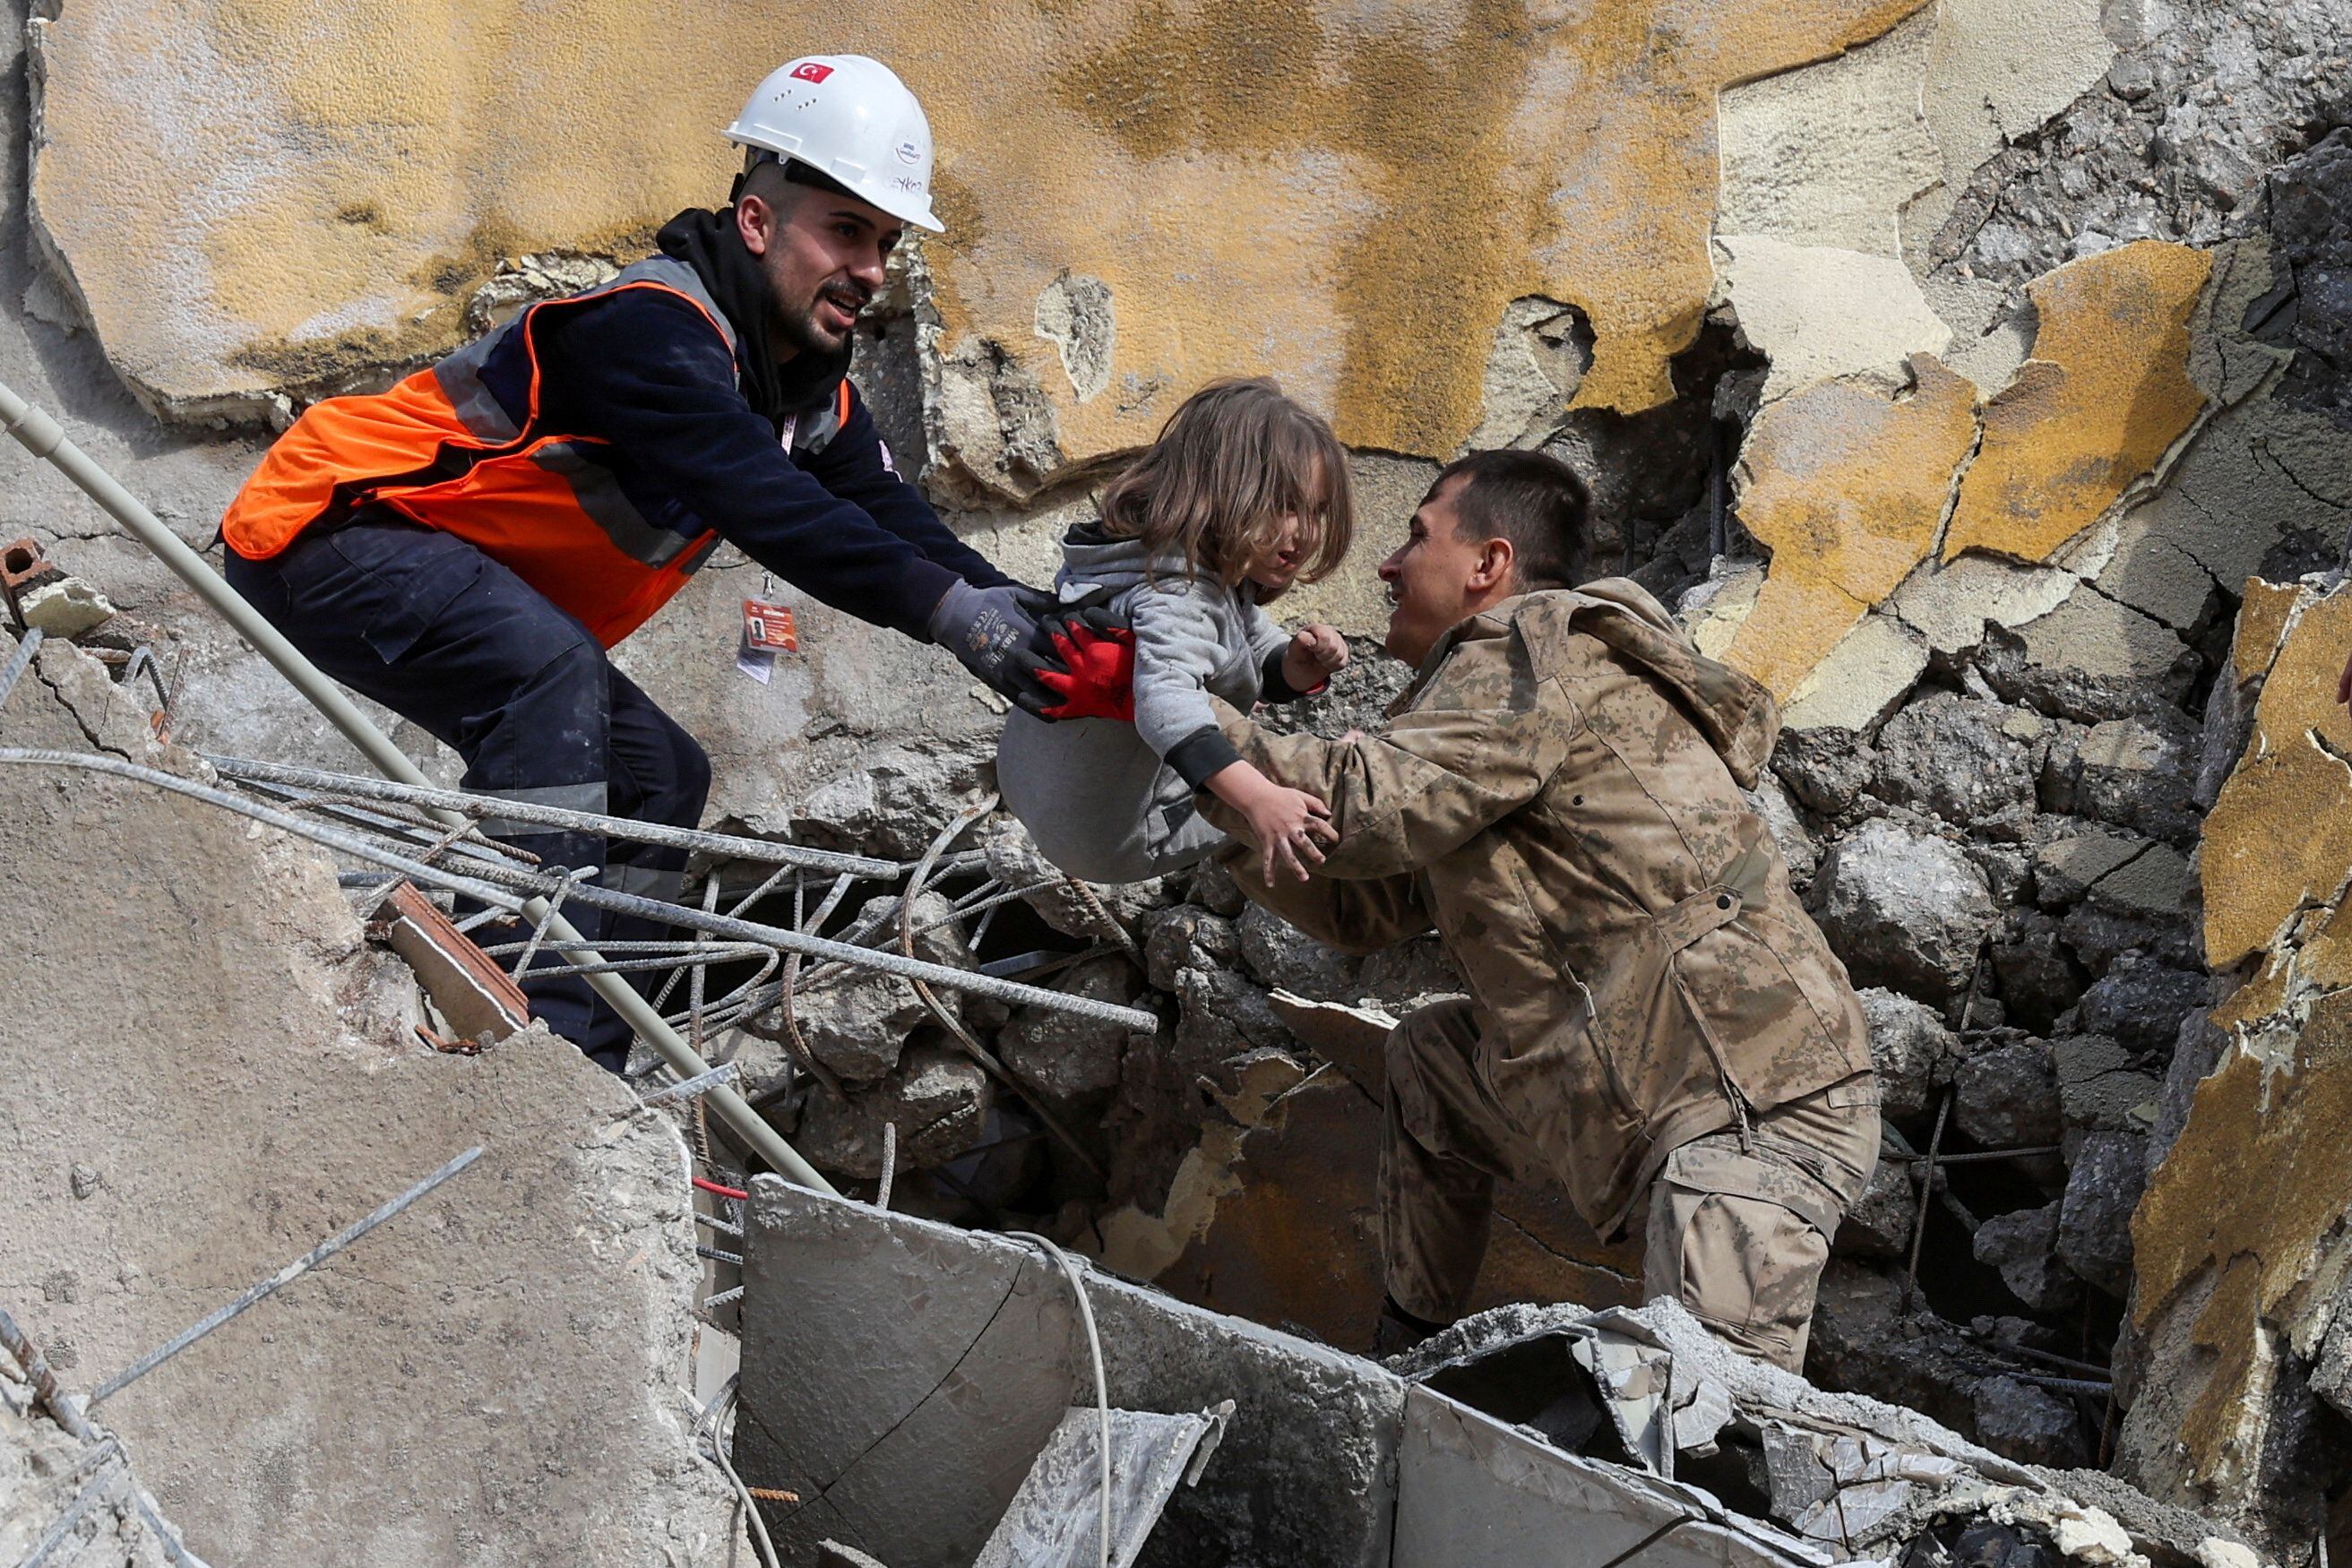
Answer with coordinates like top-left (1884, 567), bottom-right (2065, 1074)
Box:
top-left (0, 377), bottom-right (840, 1193)
top-left (208, 754), bottom-right (897, 879)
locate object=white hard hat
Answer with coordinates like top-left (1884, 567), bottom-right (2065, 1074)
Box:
top-left (724, 55), bottom-right (943, 233)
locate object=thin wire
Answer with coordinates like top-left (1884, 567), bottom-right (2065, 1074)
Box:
top-left (1008, 1232), bottom-right (1112, 1568)
top-left (700, 1376), bottom-right (782, 1568)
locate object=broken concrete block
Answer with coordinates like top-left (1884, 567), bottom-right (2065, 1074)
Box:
top-left (1975, 1203), bottom-right (2083, 1315)
top-left (2057, 1130), bottom-right (2147, 1298)
top-left (2033, 828), bottom-right (2148, 910)
top-left (1236, 901), bottom-right (1361, 1001)
top-left (2078, 961), bottom-right (2204, 1056)
top-left (16, 575), bottom-right (115, 639)
top-left (1955, 1038), bottom-right (2064, 1149)
top-left (2055, 1036), bottom-right (2163, 1134)
top-left (1142, 905), bottom-right (1240, 992)
top-left (1812, 820), bottom-right (1998, 998)
top-left (1835, 1156), bottom-right (1917, 1260)
top-left (999, 954), bottom-right (1143, 1104)
top-left (1857, 986), bottom-right (1961, 1122)
top-left (1978, 590), bottom-right (2201, 724)
top-left (1992, 907), bottom-right (2089, 1034)
top-left (1874, 690), bottom-right (2042, 841)
top-left (738, 1182), bottom-right (1407, 1568)
top-left (795, 1040), bottom-right (991, 1180)
top-left (1970, 1375), bottom-right (2089, 1469)
top-left (0, 665), bottom-right (736, 1564)
top-left (1772, 725), bottom-right (1880, 815)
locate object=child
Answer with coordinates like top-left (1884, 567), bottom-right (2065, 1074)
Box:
top-left (997, 378), bottom-right (1354, 885)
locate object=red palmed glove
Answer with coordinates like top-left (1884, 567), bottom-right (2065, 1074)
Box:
top-left (1035, 622), bottom-right (1136, 720)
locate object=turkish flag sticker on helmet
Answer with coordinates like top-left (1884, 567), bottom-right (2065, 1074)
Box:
top-left (790, 61), bottom-right (833, 83)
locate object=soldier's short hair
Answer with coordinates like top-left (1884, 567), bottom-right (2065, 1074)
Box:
top-left (1429, 449), bottom-right (1593, 590)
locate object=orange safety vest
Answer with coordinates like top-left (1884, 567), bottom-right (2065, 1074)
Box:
top-left (221, 255), bottom-right (852, 648)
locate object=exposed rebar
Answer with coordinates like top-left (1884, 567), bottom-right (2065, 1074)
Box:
top-left (0, 376), bottom-right (840, 1196)
top-left (89, 1146), bottom-right (484, 1408)
top-left (210, 754), bottom-right (896, 877)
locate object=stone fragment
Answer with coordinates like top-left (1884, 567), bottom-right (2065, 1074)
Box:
top-left (1991, 908), bottom-right (2087, 1034)
top-left (1142, 905), bottom-right (1241, 993)
top-left (1873, 689), bottom-right (2039, 840)
top-left (1978, 591), bottom-right (2201, 723)
top-left (16, 575), bottom-right (115, 638)
top-left (1356, 938), bottom-right (1466, 1011)
top-left (1772, 726), bottom-right (1880, 816)
top-left (2055, 1035), bottom-right (2161, 1133)
top-left (1943, 243), bottom-right (2212, 566)
top-left (2058, 904), bottom-right (2196, 975)
top-left (1171, 965), bottom-right (1298, 1075)
top-left (793, 745), bottom-right (991, 859)
top-left (2078, 961), bottom-right (2205, 1057)
top-left (1812, 820), bottom-right (1998, 997)
top-left (2082, 841), bottom-right (2191, 922)
top-left (998, 955), bottom-right (1143, 1104)
top-left (1954, 1038), bottom-right (2063, 1149)
top-left (781, 892), bottom-right (975, 1083)
top-left (795, 1042), bottom-right (991, 1180)
top-left (1805, 1261), bottom-right (1983, 1433)
top-left (1974, 1202), bottom-right (2082, 1314)
top-left (1857, 986), bottom-right (1960, 1122)
top-left (1971, 1375), bottom-right (2089, 1469)
top-left (1237, 902), bottom-right (1361, 1000)
top-left (2057, 1129), bottom-right (2146, 1297)
top-left (2262, 126), bottom-right (2352, 428)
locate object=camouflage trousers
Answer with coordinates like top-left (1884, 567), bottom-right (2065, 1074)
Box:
top-left (1381, 996), bottom-right (1880, 1372)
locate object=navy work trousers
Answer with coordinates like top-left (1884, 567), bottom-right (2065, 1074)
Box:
top-left (225, 512), bottom-right (711, 1071)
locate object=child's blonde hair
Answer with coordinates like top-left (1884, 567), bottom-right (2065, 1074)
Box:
top-left (1097, 377), bottom-right (1353, 600)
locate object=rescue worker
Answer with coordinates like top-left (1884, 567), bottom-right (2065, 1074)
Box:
top-left (1201, 450), bottom-right (1880, 1371)
top-left (220, 56), bottom-right (1113, 1072)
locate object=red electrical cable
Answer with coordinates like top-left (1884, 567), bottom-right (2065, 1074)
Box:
top-left (693, 1175), bottom-right (749, 1201)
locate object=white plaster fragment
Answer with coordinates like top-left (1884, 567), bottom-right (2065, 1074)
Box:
top-left (1890, 554), bottom-right (2080, 656)
top-left (1917, 0), bottom-right (2116, 230)
top-left (1716, 8), bottom-right (1943, 257)
top-left (1679, 563), bottom-right (1765, 661)
top-left (1783, 614), bottom-right (1929, 733)
top-left (1034, 273), bottom-right (1115, 403)
top-left (1716, 237), bottom-right (1952, 402)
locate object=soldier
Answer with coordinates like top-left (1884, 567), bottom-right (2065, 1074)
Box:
top-left (1201, 449), bottom-right (1879, 1370)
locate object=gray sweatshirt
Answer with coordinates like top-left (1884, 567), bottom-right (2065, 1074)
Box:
top-left (996, 525), bottom-right (1305, 883)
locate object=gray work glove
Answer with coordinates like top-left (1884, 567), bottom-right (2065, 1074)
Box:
top-left (929, 580), bottom-right (1057, 716)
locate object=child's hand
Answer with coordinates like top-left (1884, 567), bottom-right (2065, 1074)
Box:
top-left (1240, 783), bottom-right (1338, 883)
top-left (1284, 625), bottom-right (1348, 694)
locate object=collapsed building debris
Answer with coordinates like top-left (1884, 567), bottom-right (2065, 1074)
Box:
top-left (737, 1182), bottom-right (2262, 1568)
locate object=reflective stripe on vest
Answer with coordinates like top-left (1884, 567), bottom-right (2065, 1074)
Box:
top-left (220, 254), bottom-right (854, 649)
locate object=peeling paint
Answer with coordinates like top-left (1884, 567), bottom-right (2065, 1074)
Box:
top-left (1943, 241), bottom-right (2213, 566)
top-left (30, 0), bottom-right (1931, 461)
top-left (2201, 584), bottom-right (2352, 969)
top-left (1724, 356), bottom-right (1977, 700)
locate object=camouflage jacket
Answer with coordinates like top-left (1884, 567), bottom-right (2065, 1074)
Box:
top-left (1207, 580), bottom-right (1872, 1235)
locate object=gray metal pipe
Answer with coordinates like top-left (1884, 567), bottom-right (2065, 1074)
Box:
top-left (0, 375), bottom-right (840, 1195)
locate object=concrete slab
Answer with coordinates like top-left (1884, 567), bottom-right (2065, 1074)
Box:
top-left (739, 1182), bottom-right (1406, 1568)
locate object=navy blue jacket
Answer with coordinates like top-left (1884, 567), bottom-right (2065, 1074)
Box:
top-left (519, 285), bottom-right (1012, 640)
